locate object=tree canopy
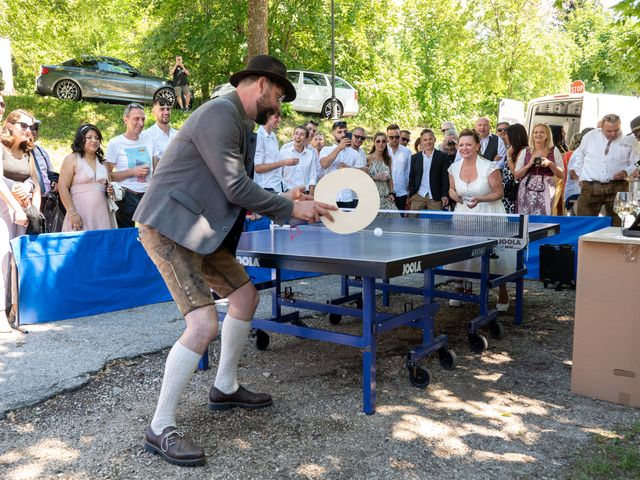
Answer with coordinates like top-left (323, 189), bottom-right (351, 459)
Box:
top-left (1, 0), bottom-right (637, 126)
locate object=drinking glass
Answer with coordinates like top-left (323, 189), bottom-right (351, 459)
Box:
top-left (613, 192), bottom-right (633, 234)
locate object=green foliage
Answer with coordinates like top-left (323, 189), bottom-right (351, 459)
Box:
top-left (1, 0), bottom-right (636, 130)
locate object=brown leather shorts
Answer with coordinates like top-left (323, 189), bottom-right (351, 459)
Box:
top-left (138, 225), bottom-right (250, 316)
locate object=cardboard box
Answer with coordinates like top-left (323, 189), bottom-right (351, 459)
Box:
top-left (571, 228), bottom-right (640, 408)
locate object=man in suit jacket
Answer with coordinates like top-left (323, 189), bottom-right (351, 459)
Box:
top-left (408, 128), bottom-right (450, 211)
top-left (134, 56), bottom-right (335, 467)
top-left (475, 117), bottom-right (507, 168)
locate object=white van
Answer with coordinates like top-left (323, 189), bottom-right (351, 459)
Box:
top-left (499, 92), bottom-right (640, 140)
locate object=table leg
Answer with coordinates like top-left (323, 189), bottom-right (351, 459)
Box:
top-left (362, 276), bottom-right (377, 415)
top-left (515, 249), bottom-right (525, 325)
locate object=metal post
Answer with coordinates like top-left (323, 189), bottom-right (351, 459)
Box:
top-left (331, 0), bottom-right (337, 119)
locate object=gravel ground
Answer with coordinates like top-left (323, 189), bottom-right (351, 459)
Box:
top-left (1, 276), bottom-right (638, 479)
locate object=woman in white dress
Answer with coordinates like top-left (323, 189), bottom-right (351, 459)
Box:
top-left (447, 128), bottom-right (511, 310)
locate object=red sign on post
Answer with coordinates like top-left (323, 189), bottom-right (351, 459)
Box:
top-left (570, 80), bottom-right (585, 94)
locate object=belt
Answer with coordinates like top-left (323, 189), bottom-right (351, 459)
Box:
top-left (123, 187), bottom-right (145, 197)
top-left (583, 180), bottom-right (626, 185)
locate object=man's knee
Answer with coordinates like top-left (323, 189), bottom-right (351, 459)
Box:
top-left (227, 282), bottom-right (259, 319)
top-left (185, 305), bottom-right (219, 343)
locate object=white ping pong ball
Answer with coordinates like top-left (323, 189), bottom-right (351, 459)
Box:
top-left (374, 227), bottom-right (383, 237)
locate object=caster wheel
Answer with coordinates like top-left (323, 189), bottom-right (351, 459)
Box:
top-left (255, 330), bottom-right (270, 351)
top-left (437, 348), bottom-right (458, 370)
top-left (489, 320), bottom-right (505, 340)
top-left (469, 332), bottom-right (488, 353)
top-left (408, 366), bottom-right (430, 388)
top-left (356, 297), bottom-right (363, 309)
top-left (329, 313), bottom-right (342, 325)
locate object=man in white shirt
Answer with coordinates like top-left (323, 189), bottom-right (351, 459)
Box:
top-left (106, 103), bottom-right (157, 228)
top-left (280, 125), bottom-right (317, 195)
top-left (350, 127), bottom-right (367, 169)
top-left (572, 114), bottom-right (637, 226)
top-left (142, 98), bottom-right (178, 168)
top-left (254, 111), bottom-right (294, 192)
top-left (386, 123), bottom-right (412, 211)
top-left (475, 117), bottom-right (507, 168)
top-left (319, 120), bottom-right (361, 208)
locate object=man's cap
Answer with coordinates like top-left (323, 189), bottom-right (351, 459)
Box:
top-left (630, 115), bottom-right (640, 133)
top-left (229, 55), bottom-right (296, 102)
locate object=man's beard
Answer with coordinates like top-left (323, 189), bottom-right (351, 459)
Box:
top-left (255, 94), bottom-right (277, 125)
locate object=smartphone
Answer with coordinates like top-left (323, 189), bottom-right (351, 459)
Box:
top-left (344, 132), bottom-right (352, 140)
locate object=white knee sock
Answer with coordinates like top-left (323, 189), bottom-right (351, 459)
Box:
top-left (214, 314), bottom-right (252, 394)
top-left (151, 341), bottom-right (202, 435)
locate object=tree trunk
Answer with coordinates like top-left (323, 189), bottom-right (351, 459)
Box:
top-left (247, 0), bottom-right (268, 57)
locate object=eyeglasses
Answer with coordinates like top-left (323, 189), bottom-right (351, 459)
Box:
top-left (400, 137), bottom-right (410, 142)
top-left (375, 139), bottom-right (387, 144)
top-left (124, 102), bottom-right (144, 115)
top-left (387, 135), bottom-right (400, 140)
top-left (496, 128), bottom-right (507, 133)
top-left (12, 121), bottom-right (33, 131)
top-left (440, 128), bottom-right (447, 133)
top-left (354, 135), bottom-right (366, 141)
top-left (154, 99), bottom-right (172, 107)
top-left (602, 114), bottom-right (620, 123)
top-left (30, 124), bottom-right (40, 132)
top-left (264, 79), bottom-right (286, 103)
top-left (634, 130), bottom-right (640, 140)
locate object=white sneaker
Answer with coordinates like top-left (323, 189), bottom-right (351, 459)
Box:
top-left (449, 299), bottom-right (461, 307)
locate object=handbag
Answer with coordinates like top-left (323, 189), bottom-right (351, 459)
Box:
top-left (42, 192), bottom-right (65, 233)
top-left (24, 204), bottom-right (45, 234)
top-left (111, 182), bottom-right (125, 201)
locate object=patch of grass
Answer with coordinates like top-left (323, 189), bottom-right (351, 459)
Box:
top-left (570, 421), bottom-right (640, 479)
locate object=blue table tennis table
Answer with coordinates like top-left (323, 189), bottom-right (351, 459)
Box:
top-left (228, 213), bottom-right (560, 414)
top-left (234, 223), bottom-right (497, 414)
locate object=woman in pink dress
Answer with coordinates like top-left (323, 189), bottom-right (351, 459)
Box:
top-left (59, 124), bottom-right (114, 231)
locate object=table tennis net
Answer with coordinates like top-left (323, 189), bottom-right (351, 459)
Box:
top-left (363, 210), bottom-right (527, 240)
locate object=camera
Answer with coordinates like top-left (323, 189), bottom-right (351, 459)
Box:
top-left (344, 132), bottom-right (353, 140)
top-left (533, 156), bottom-right (543, 167)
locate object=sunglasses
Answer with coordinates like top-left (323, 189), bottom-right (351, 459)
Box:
top-left (375, 139), bottom-right (387, 144)
top-left (441, 128), bottom-right (447, 133)
top-left (155, 99), bottom-right (172, 107)
top-left (400, 137), bottom-right (410, 142)
top-left (12, 121), bottom-right (33, 132)
top-left (124, 102), bottom-right (145, 115)
top-left (353, 135), bottom-right (366, 141)
top-left (387, 135), bottom-right (400, 140)
top-left (496, 128), bottom-right (507, 133)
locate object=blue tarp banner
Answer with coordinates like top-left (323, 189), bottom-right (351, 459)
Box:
top-left (11, 228), bottom-right (172, 324)
top-left (10, 216), bottom-right (609, 324)
top-left (525, 215), bottom-right (611, 279)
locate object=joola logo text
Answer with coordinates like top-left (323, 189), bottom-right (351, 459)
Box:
top-left (402, 260), bottom-right (422, 275)
top-left (236, 256), bottom-right (260, 267)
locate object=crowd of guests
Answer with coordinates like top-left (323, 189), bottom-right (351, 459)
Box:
top-left (0, 96), bottom-right (174, 332)
top-left (1, 88), bottom-right (639, 331)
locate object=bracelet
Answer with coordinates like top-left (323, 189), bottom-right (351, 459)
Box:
top-left (71, 212), bottom-right (80, 217)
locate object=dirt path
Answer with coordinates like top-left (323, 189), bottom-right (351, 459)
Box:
top-left (1, 279), bottom-right (637, 479)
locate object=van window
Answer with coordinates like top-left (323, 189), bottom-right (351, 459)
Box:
top-left (303, 73), bottom-right (327, 86)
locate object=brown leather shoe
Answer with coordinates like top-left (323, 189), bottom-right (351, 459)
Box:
top-left (208, 385), bottom-right (273, 410)
top-left (143, 426), bottom-right (205, 467)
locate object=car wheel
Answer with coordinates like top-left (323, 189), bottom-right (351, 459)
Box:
top-left (322, 99), bottom-right (343, 119)
top-left (154, 87), bottom-right (176, 106)
top-left (54, 80), bottom-right (81, 101)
